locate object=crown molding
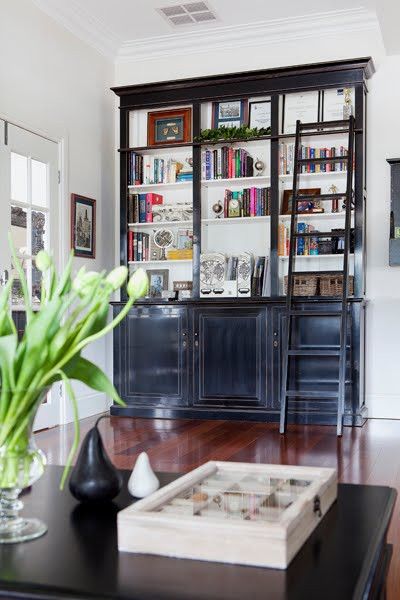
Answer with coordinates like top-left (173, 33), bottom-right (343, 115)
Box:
top-left (31, 0), bottom-right (120, 60)
top-left (118, 8), bottom-right (379, 63)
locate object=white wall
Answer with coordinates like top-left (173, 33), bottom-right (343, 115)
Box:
top-left (115, 27), bottom-right (400, 419)
top-left (0, 0), bottom-right (115, 422)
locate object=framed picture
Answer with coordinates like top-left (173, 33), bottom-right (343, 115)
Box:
top-left (71, 194), bottom-right (96, 258)
top-left (281, 188), bottom-right (321, 215)
top-left (146, 269), bottom-right (169, 298)
top-left (212, 99), bottom-right (248, 129)
top-left (282, 91), bottom-right (320, 134)
top-left (249, 100), bottom-right (271, 129)
top-left (147, 108), bottom-right (192, 146)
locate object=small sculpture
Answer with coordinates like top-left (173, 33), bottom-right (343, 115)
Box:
top-left (254, 158), bottom-right (265, 176)
top-left (128, 452), bottom-right (160, 498)
top-left (69, 416), bottom-right (122, 503)
top-left (212, 200), bottom-right (224, 219)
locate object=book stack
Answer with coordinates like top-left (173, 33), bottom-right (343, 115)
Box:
top-left (176, 164), bottom-right (193, 183)
top-left (128, 153), bottom-right (182, 185)
top-left (127, 193), bottom-right (163, 223)
top-left (279, 143), bottom-right (348, 175)
top-left (127, 231), bottom-right (151, 262)
top-left (202, 147), bottom-right (254, 180)
top-left (279, 222), bottom-right (322, 256)
top-left (252, 257), bottom-right (270, 296)
top-left (222, 187), bottom-right (271, 218)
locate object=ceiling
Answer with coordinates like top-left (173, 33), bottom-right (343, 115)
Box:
top-left (30, 0), bottom-right (399, 61)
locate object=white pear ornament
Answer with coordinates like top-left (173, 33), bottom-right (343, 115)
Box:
top-left (128, 452), bottom-right (160, 498)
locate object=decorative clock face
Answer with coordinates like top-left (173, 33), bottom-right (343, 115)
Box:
top-left (154, 228), bottom-right (174, 249)
top-left (200, 259), bottom-right (225, 285)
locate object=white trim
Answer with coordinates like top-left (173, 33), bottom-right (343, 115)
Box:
top-left (30, 0), bottom-right (120, 60)
top-left (366, 394), bottom-right (400, 420)
top-left (118, 8), bottom-right (379, 63)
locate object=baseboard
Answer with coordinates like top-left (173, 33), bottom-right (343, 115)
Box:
top-left (61, 392), bottom-right (110, 424)
top-left (366, 394), bottom-right (400, 419)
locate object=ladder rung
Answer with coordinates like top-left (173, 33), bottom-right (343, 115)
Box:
top-left (295, 193), bottom-right (347, 202)
top-left (289, 310), bottom-right (341, 317)
top-left (286, 390), bottom-right (338, 399)
top-left (297, 157), bottom-right (348, 164)
top-left (292, 231), bottom-right (345, 238)
top-left (288, 349), bottom-right (340, 356)
top-left (299, 119), bottom-right (349, 130)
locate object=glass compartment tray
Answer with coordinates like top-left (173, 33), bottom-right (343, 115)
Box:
top-left (118, 462), bottom-right (337, 569)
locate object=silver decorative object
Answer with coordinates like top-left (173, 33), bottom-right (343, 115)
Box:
top-left (153, 228), bottom-right (174, 260)
top-left (254, 158), bottom-right (265, 176)
top-left (212, 200), bottom-right (224, 219)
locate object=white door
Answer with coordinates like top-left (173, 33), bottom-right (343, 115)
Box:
top-left (0, 121), bottom-right (61, 430)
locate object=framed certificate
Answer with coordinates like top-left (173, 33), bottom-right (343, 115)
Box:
top-left (323, 88), bottom-right (355, 121)
top-left (249, 100), bottom-right (271, 129)
top-left (282, 91), bottom-right (320, 134)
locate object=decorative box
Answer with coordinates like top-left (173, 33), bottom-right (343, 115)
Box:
top-left (118, 461), bottom-right (337, 569)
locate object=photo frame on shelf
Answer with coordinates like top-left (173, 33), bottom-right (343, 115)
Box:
top-left (71, 194), bottom-right (96, 258)
top-left (212, 99), bottom-right (248, 129)
top-left (147, 107), bottom-right (192, 147)
top-left (282, 91), bottom-right (320, 134)
top-left (249, 100), bottom-right (271, 129)
top-left (281, 188), bottom-right (321, 215)
top-left (146, 269), bottom-right (169, 298)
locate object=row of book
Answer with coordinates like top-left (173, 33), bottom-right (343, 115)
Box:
top-left (222, 187), bottom-right (271, 218)
top-left (278, 223), bottom-right (347, 256)
top-left (128, 153), bottom-right (193, 186)
top-left (127, 231), bottom-right (151, 262)
top-left (279, 143), bottom-right (348, 175)
top-left (127, 193), bottom-right (163, 223)
top-left (202, 147), bottom-right (254, 180)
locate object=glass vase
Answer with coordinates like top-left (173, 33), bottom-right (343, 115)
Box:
top-left (0, 391), bottom-right (48, 544)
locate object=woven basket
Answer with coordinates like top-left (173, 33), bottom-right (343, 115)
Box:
top-left (284, 274), bottom-right (319, 296)
top-left (319, 274), bottom-right (354, 296)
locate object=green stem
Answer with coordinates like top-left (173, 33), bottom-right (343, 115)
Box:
top-left (58, 371), bottom-right (79, 490)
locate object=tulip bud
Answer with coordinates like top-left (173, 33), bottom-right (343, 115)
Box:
top-left (72, 270), bottom-right (102, 296)
top-left (105, 266), bottom-right (128, 291)
top-left (35, 250), bottom-right (52, 272)
top-left (127, 268), bottom-right (148, 300)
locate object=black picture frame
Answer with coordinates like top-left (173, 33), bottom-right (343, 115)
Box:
top-left (71, 194), bottom-right (96, 259)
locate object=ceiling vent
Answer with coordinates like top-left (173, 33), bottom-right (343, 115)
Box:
top-left (158, 2), bottom-right (217, 27)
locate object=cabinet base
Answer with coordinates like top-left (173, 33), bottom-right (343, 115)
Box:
top-left (110, 404), bottom-right (368, 427)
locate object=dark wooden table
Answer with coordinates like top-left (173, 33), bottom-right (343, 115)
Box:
top-left (0, 466), bottom-right (396, 600)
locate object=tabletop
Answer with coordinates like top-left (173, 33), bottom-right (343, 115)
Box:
top-left (0, 466), bottom-right (396, 600)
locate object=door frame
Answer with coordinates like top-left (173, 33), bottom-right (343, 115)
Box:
top-left (0, 111), bottom-right (69, 430)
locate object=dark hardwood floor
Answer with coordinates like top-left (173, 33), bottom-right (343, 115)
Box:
top-left (35, 416), bottom-right (400, 599)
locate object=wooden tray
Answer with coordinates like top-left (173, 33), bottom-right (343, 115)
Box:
top-left (118, 461), bottom-right (337, 569)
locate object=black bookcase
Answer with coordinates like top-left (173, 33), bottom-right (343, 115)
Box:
top-left (111, 57), bottom-right (373, 426)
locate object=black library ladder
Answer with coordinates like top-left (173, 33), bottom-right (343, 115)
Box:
top-left (279, 116), bottom-right (355, 436)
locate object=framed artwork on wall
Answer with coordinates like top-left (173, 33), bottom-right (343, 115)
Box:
top-left (147, 108), bottom-right (192, 146)
top-left (71, 194), bottom-right (96, 258)
top-left (212, 99), bottom-right (248, 128)
top-left (249, 100), bottom-right (271, 129)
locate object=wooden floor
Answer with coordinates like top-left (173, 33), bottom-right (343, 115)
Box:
top-left (36, 416), bottom-right (400, 599)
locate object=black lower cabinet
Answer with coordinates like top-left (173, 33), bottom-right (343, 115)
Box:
top-left (193, 307), bottom-right (267, 408)
top-left (113, 305), bottom-right (188, 407)
top-left (111, 299), bottom-right (366, 426)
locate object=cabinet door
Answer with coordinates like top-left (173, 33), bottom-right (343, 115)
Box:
top-left (114, 305), bottom-right (188, 406)
top-left (193, 308), bottom-right (267, 407)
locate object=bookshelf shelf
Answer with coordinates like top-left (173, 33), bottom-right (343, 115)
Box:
top-left (202, 216), bottom-right (270, 225)
top-left (279, 171), bottom-right (347, 181)
top-left (128, 220), bottom-right (193, 228)
top-left (128, 181), bottom-right (192, 190)
top-left (201, 176), bottom-right (270, 187)
top-left (279, 211), bottom-right (353, 222)
top-left (128, 259), bottom-right (193, 265)
top-left (279, 254), bottom-right (354, 260)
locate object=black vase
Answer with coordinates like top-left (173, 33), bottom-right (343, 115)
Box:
top-left (69, 416), bottom-right (123, 503)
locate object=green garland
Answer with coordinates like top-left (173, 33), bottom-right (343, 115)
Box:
top-left (194, 125), bottom-right (271, 142)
